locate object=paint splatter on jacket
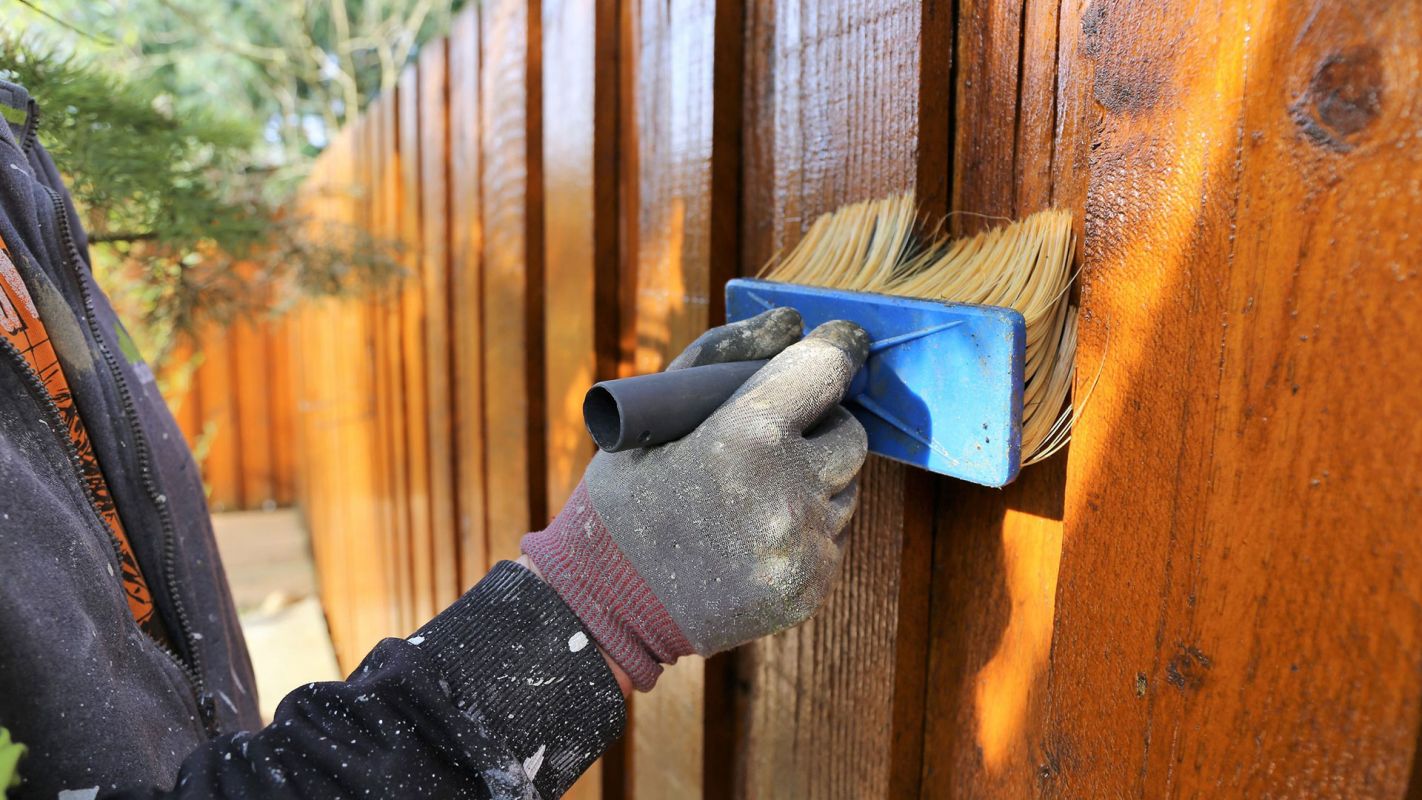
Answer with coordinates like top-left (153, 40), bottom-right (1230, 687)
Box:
top-left (0, 80), bottom-right (623, 799)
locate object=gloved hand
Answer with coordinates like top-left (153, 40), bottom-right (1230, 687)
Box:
top-left (522, 308), bottom-right (869, 690)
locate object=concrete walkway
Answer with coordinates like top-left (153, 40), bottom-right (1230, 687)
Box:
top-left (211, 509), bottom-right (342, 722)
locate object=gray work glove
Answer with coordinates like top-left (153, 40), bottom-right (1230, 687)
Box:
top-left (522, 308), bottom-right (869, 689)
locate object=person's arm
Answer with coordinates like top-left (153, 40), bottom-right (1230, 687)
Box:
top-left (102, 307), bottom-right (863, 799)
top-left (109, 560), bottom-right (624, 799)
top-left (518, 555), bottom-right (636, 699)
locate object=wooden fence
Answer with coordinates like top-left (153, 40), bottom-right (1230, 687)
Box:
top-left (165, 320), bottom-right (299, 513)
top-left (194, 0), bottom-right (1422, 797)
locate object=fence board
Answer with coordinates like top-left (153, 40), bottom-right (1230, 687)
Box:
top-left (372, 95), bottom-right (415, 633)
top-left (1041, 1), bottom-right (1422, 796)
top-left (619, 0), bottom-right (741, 795)
top-left (479, 0), bottom-right (544, 564)
top-left (919, 0), bottom-right (1079, 794)
top-left (391, 70), bottom-right (428, 637)
top-left (416, 41), bottom-right (459, 619)
top-left (541, 0), bottom-right (599, 516)
top-left (448, 8), bottom-right (491, 590)
top-left (229, 316), bottom-right (274, 508)
top-left (267, 316), bottom-right (298, 507)
top-left (733, 2), bottom-right (943, 797)
top-left (194, 325), bottom-right (240, 512)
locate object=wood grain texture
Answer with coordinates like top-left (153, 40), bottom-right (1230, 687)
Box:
top-left (267, 315), bottom-right (298, 507)
top-left (394, 65), bottom-right (430, 635)
top-left (919, 0), bottom-right (1081, 794)
top-left (297, 125), bottom-right (397, 668)
top-left (194, 325), bottom-right (239, 512)
top-left (354, 114), bottom-right (401, 656)
top-left (734, 2), bottom-right (943, 796)
top-left (619, 0), bottom-right (740, 795)
top-left (373, 94), bottom-right (415, 634)
top-left (1040, 0), bottom-right (1422, 796)
top-left (542, 0), bottom-right (600, 516)
top-left (480, 0), bottom-right (544, 563)
top-left (540, 3), bottom-right (618, 796)
top-left (416, 41), bottom-right (459, 617)
top-left (230, 316), bottom-right (274, 508)
top-left (448, 7), bottom-right (490, 590)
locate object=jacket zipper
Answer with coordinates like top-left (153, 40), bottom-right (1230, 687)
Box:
top-left (38, 183), bottom-right (216, 734)
top-left (0, 337), bottom-right (208, 716)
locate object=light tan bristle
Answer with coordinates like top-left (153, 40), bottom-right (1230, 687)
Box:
top-left (762, 193), bottom-right (1078, 465)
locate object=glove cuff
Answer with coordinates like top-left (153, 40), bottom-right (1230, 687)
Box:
top-left (521, 482), bottom-right (695, 691)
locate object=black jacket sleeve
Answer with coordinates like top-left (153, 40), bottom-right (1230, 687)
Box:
top-left (110, 562), bottom-right (626, 800)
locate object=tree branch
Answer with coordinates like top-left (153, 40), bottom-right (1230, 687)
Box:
top-left (88, 230), bottom-right (159, 244)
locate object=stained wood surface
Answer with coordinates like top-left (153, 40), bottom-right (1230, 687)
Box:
top-left (395, 64), bottom-right (428, 627)
top-left (734, 2), bottom-right (944, 797)
top-left (164, 316), bottom-right (296, 511)
top-left (229, 316), bottom-right (274, 508)
top-left (481, 0), bottom-right (544, 563)
top-left (448, 7), bottom-right (490, 591)
top-left (290, 125), bottom-right (398, 667)
top-left (540, 2), bottom-right (618, 796)
top-left (618, 0), bottom-right (740, 796)
top-left (542, 0), bottom-right (602, 515)
top-left (373, 95), bottom-right (414, 635)
top-left (253, 1), bottom-right (1422, 795)
top-left (194, 325), bottom-right (239, 512)
top-left (416, 41), bottom-right (459, 617)
top-left (267, 315), bottom-right (297, 507)
top-left (919, 0), bottom-right (1082, 794)
top-left (1040, 0), bottom-right (1422, 796)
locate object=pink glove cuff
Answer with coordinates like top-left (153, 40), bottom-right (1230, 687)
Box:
top-left (521, 482), bottom-right (694, 691)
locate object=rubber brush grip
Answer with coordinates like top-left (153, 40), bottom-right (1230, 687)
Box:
top-left (583, 360), bottom-right (768, 452)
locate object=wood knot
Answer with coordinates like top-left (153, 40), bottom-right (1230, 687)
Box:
top-left (1292, 46), bottom-right (1384, 151)
top-left (1165, 644), bottom-right (1213, 692)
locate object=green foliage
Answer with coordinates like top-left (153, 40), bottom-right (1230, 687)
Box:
top-left (0, 36), bottom-right (402, 366)
top-left (5, 0), bottom-right (466, 169)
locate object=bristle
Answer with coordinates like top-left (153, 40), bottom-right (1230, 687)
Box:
top-left (762, 193), bottom-right (1078, 465)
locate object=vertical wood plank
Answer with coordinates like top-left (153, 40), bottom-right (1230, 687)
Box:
top-left (919, 0), bottom-right (1078, 794)
top-left (195, 324), bottom-right (240, 512)
top-left (346, 114), bottom-right (397, 661)
top-left (540, 9), bottom-right (608, 767)
top-left (541, 0), bottom-right (599, 515)
top-left (371, 96), bottom-right (411, 636)
top-left (619, 0), bottom-right (744, 795)
top-left (417, 40), bottom-right (459, 618)
top-left (448, 7), bottom-right (491, 591)
top-left (480, 0), bottom-right (544, 563)
top-left (733, 2), bottom-right (943, 797)
top-left (1040, 0), bottom-right (1422, 796)
top-left (304, 128), bottom-right (361, 665)
top-left (267, 315), bottom-right (298, 507)
top-left (162, 338), bottom-right (202, 450)
top-left (395, 67), bottom-right (430, 636)
top-left (540, 4), bottom-right (626, 793)
top-left (230, 315), bottom-right (275, 509)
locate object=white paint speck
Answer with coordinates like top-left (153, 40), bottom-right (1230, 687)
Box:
top-left (568, 632), bottom-right (589, 653)
top-left (523, 745), bottom-right (546, 780)
top-left (407, 635), bottom-right (426, 645)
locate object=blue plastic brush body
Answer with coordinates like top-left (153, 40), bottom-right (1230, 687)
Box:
top-left (725, 279), bottom-right (1025, 487)
top-left (582, 279), bottom-right (1026, 487)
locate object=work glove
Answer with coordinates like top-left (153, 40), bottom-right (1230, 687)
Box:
top-left (521, 308), bottom-right (870, 690)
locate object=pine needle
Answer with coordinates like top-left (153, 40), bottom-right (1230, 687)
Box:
top-left (762, 193), bottom-right (1077, 465)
